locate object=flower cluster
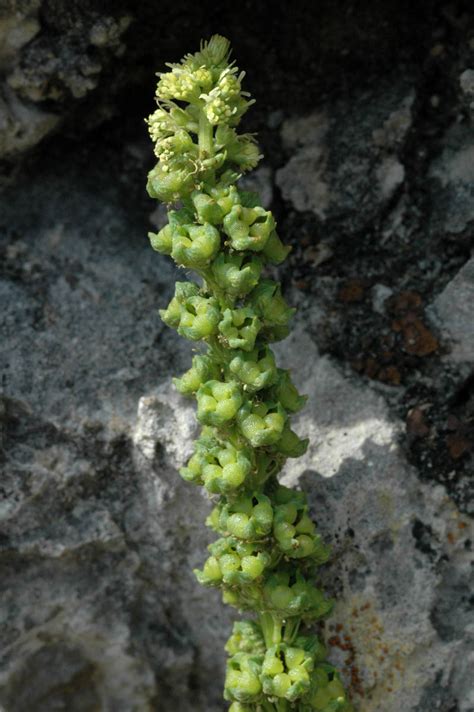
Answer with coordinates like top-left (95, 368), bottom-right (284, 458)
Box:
top-left (146, 35), bottom-right (353, 712)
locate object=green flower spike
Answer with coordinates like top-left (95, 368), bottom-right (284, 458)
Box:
top-left (146, 34), bottom-right (352, 712)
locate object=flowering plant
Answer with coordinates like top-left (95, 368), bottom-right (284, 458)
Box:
top-left (146, 35), bottom-right (353, 712)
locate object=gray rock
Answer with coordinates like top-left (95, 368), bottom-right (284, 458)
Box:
top-left (0, 1), bottom-right (132, 163)
top-left (1, 150), bottom-right (472, 710)
top-left (430, 258), bottom-right (474, 364)
top-left (275, 86), bottom-right (413, 232)
top-left (429, 125), bottom-right (474, 235)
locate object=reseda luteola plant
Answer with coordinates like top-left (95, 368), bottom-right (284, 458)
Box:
top-left (146, 36), bottom-right (353, 712)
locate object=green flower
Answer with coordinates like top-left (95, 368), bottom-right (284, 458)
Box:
top-left (196, 380), bottom-right (242, 426)
top-left (272, 489), bottom-right (330, 562)
top-left (211, 252), bottom-right (262, 297)
top-left (248, 280), bottom-right (295, 342)
top-left (148, 207), bottom-right (194, 255)
top-left (225, 621), bottom-right (266, 656)
top-left (209, 493), bottom-right (273, 540)
top-left (159, 282), bottom-right (220, 340)
top-left (218, 307), bottom-right (261, 351)
top-left (263, 569), bottom-right (333, 620)
top-left (223, 204), bottom-right (275, 252)
top-left (173, 354), bottom-right (220, 395)
top-left (224, 653), bottom-right (263, 704)
top-left (261, 642), bottom-right (313, 702)
top-left (308, 664), bottom-right (353, 711)
top-left (237, 400), bottom-right (286, 447)
top-left (180, 430), bottom-right (253, 494)
top-left (229, 346), bottom-right (278, 392)
top-left (196, 537), bottom-right (271, 586)
top-left (170, 222), bottom-right (221, 268)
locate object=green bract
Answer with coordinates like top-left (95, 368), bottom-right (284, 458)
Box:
top-left (146, 35), bottom-right (352, 712)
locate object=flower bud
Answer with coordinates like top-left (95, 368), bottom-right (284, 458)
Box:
top-left (261, 642), bottom-right (314, 702)
top-left (263, 570), bottom-right (333, 619)
top-left (308, 664), bottom-right (352, 711)
top-left (229, 346), bottom-right (278, 392)
top-left (218, 307), bottom-right (261, 351)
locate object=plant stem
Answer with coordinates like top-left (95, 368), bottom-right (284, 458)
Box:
top-left (198, 111), bottom-right (214, 159)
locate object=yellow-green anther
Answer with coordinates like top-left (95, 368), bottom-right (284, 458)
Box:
top-left (218, 307), bottom-right (261, 351)
top-left (171, 222), bottom-right (220, 268)
top-left (229, 347), bottom-right (277, 392)
top-left (211, 253), bottom-right (262, 297)
top-left (223, 205), bottom-right (275, 252)
top-left (196, 380), bottom-right (242, 426)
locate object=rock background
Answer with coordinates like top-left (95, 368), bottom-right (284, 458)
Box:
top-left (0, 1), bottom-right (473, 711)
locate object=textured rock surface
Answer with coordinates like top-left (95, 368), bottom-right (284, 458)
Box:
top-left (1, 3), bottom-right (473, 711)
top-left (431, 258), bottom-right (474, 365)
top-left (0, 0), bottom-right (132, 165)
top-left (275, 86), bottom-right (413, 232)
